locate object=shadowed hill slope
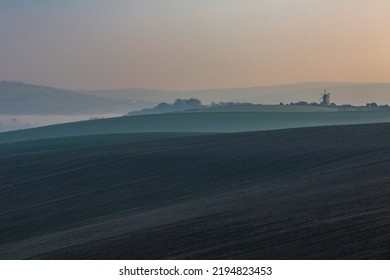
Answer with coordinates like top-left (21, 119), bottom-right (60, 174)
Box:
top-left (1, 123), bottom-right (390, 259)
top-left (0, 132), bottom-right (211, 155)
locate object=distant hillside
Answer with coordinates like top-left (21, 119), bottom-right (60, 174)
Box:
top-left (6, 81), bottom-right (390, 115)
top-left (82, 88), bottom-right (179, 103)
top-left (127, 102), bottom-right (353, 117)
top-left (82, 82), bottom-right (390, 105)
top-left (2, 123), bottom-right (390, 259)
top-left (2, 110), bottom-right (390, 143)
top-left (0, 81), bottom-right (154, 115)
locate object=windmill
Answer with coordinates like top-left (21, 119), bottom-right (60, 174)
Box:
top-left (318, 89), bottom-right (330, 106)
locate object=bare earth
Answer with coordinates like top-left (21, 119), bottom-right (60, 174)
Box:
top-left (1, 123), bottom-right (390, 259)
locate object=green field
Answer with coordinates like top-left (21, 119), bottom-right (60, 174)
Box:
top-left (196, 104), bottom-right (346, 112)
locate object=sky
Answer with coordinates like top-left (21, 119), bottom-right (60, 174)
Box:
top-left (1, 0), bottom-right (390, 90)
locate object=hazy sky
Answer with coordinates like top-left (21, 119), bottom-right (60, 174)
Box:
top-left (1, 0), bottom-right (390, 90)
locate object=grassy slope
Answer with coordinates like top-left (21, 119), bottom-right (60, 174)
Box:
top-left (2, 110), bottom-right (390, 143)
top-left (196, 104), bottom-right (345, 112)
top-left (127, 104), bottom-right (346, 117)
top-left (1, 123), bottom-right (390, 259)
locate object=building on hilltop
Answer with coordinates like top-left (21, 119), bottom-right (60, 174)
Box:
top-left (320, 90), bottom-right (330, 106)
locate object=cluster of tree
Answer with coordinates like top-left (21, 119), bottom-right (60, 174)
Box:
top-left (210, 101), bottom-right (253, 107)
top-left (281, 101), bottom-right (390, 110)
top-left (126, 98), bottom-right (203, 116)
top-left (337, 103), bottom-right (390, 110)
top-left (155, 98), bottom-right (203, 111)
top-left (363, 103), bottom-right (389, 108)
top-left (283, 101), bottom-right (336, 106)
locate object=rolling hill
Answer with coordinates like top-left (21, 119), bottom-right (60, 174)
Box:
top-left (3, 81), bottom-right (390, 116)
top-left (0, 81), bottom-right (154, 115)
top-left (0, 132), bottom-right (212, 155)
top-left (1, 123), bottom-right (390, 259)
top-left (2, 109), bottom-right (390, 143)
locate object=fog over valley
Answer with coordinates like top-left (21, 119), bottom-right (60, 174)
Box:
top-left (0, 114), bottom-right (121, 132)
